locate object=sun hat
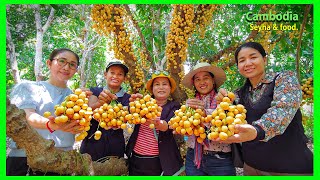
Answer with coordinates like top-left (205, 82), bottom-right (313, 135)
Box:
top-left (146, 70), bottom-right (177, 94)
top-left (106, 61), bottom-right (129, 74)
top-left (182, 62), bottom-right (226, 89)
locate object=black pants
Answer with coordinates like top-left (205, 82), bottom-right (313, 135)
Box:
top-left (129, 152), bottom-right (162, 176)
top-left (6, 157), bottom-right (67, 176)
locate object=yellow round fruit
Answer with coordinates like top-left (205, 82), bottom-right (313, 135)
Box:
top-left (220, 102), bottom-right (230, 110)
top-left (180, 128), bottom-right (186, 135)
top-left (227, 92), bottom-right (235, 101)
top-left (74, 88), bottom-right (82, 95)
top-left (140, 118), bottom-right (146, 124)
top-left (100, 121), bottom-right (107, 128)
top-left (65, 108), bottom-right (75, 115)
top-left (78, 93), bottom-right (87, 100)
top-left (219, 112), bottom-right (226, 119)
top-left (56, 106), bottom-right (65, 114)
top-left (211, 131), bottom-right (219, 139)
top-left (69, 94), bottom-right (78, 102)
top-left (183, 121), bottom-right (191, 128)
top-left (79, 118), bottom-right (87, 125)
top-left (43, 111), bottom-right (51, 118)
top-left (196, 137), bottom-right (204, 144)
top-left (94, 135), bottom-right (101, 140)
top-left (73, 113), bottom-right (80, 120)
top-left (222, 97), bottom-right (231, 103)
top-left (236, 104), bottom-right (245, 113)
top-left (60, 115), bottom-right (69, 123)
top-left (121, 123), bottom-right (127, 129)
top-left (95, 130), bottom-right (102, 136)
top-left (66, 101), bottom-right (75, 108)
top-left (149, 123), bottom-right (155, 129)
top-left (82, 104), bottom-right (88, 110)
top-left (219, 132), bottom-right (228, 140)
top-left (127, 127), bottom-right (133, 134)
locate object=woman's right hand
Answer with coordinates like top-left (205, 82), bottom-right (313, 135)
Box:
top-left (215, 88), bottom-right (236, 104)
top-left (129, 93), bottom-right (143, 102)
top-left (80, 88), bottom-right (93, 97)
top-left (212, 124), bottom-right (257, 144)
top-left (98, 89), bottom-right (117, 105)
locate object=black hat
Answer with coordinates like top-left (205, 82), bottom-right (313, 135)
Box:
top-left (106, 61), bottom-right (129, 74)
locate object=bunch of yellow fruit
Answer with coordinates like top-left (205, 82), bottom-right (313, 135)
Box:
top-left (43, 89), bottom-right (93, 141)
top-left (195, 4), bottom-right (220, 39)
top-left (128, 94), bottom-right (162, 129)
top-left (92, 101), bottom-right (130, 140)
top-left (302, 115), bottom-right (308, 126)
top-left (166, 5), bottom-right (195, 70)
top-left (207, 92), bottom-right (247, 141)
top-left (91, 5), bottom-right (144, 92)
top-left (168, 105), bottom-right (207, 143)
top-left (301, 77), bottom-right (313, 105)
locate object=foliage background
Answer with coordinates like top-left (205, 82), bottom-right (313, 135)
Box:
top-left (2, 0), bottom-right (320, 178)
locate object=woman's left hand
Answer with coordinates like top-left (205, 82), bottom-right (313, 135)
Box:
top-left (154, 117), bottom-right (168, 131)
top-left (186, 98), bottom-right (205, 110)
top-left (48, 116), bottom-right (82, 134)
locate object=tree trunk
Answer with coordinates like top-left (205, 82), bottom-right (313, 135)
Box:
top-left (79, 5), bottom-right (91, 88)
top-left (296, 5), bottom-right (312, 81)
top-left (6, 97), bottom-right (128, 175)
top-left (75, 4), bottom-right (102, 88)
top-left (6, 19), bottom-right (21, 84)
top-left (166, 5), bottom-right (196, 102)
top-left (33, 5), bottom-right (55, 81)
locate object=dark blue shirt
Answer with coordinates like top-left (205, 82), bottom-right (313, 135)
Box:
top-left (80, 87), bottom-right (130, 161)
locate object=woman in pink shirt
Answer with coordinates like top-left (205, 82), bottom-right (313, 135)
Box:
top-left (126, 71), bottom-right (183, 175)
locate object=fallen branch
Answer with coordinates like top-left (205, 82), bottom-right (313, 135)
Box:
top-left (6, 97), bottom-right (128, 175)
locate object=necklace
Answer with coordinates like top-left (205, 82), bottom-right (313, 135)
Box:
top-left (53, 86), bottom-right (64, 95)
top-left (46, 81), bottom-right (65, 95)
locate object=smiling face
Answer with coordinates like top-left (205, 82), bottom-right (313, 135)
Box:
top-left (152, 77), bottom-right (172, 100)
top-left (47, 51), bottom-right (78, 85)
top-left (104, 65), bottom-right (126, 92)
top-left (193, 71), bottom-right (215, 95)
top-left (237, 47), bottom-right (267, 79)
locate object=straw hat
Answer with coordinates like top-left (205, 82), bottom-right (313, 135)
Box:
top-left (182, 62), bottom-right (226, 89)
top-left (146, 71), bottom-right (177, 94)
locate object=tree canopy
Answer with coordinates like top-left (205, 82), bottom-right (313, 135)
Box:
top-left (6, 4), bottom-right (313, 102)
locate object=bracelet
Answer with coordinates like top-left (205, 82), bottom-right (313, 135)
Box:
top-left (46, 121), bottom-right (55, 133)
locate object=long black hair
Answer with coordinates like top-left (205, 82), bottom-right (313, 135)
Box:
top-left (234, 42), bottom-right (267, 65)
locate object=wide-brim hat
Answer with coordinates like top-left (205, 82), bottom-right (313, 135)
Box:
top-left (182, 62), bottom-right (226, 89)
top-left (106, 61), bottom-right (129, 74)
top-left (146, 71), bottom-right (177, 94)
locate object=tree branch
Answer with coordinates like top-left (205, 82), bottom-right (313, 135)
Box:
top-left (207, 5), bottom-right (268, 64)
top-left (124, 5), bottom-right (155, 70)
top-left (42, 7), bottom-right (55, 33)
top-left (296, 5), bottom-right (312, 81)
top-left (6, 19), bottom-right (21, 84)
top-left (6, 96), bottom-right (127, 175)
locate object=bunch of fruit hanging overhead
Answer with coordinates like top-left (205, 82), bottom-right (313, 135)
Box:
top-left (301, 77), bottom-right (313, 106)
top-left (91, 4), bottom-right (145, 93)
